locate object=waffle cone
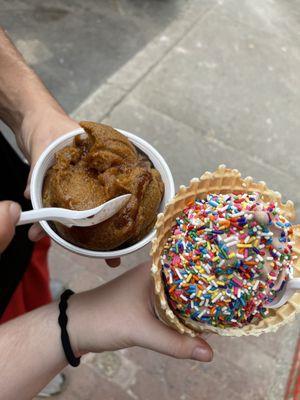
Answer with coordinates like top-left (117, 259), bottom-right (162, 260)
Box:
top-left (151, 165), bottom-right (300, 337)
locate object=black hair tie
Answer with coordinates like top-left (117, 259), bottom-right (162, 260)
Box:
top-left (58, 289), bottom-right (81, 367)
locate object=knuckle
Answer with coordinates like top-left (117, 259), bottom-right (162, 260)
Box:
top-left (168, 336), bottom-right (187, 359)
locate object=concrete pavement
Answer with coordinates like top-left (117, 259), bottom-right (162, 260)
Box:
top-left (0, 0), bottom-right (191, 113)
top-left (51, 1), bottom-right (300, 399)
top-left (3, 0), bottom-right (299, 399)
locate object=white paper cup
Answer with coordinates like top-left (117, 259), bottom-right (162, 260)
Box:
top-left (30, 128), bottom-right (175, 258)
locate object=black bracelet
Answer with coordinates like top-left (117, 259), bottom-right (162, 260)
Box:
top-left (58, 289), bottom-right (81, 367)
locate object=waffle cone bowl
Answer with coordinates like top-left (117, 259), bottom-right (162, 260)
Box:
top-left (151, 165), bottom-right (300, 337)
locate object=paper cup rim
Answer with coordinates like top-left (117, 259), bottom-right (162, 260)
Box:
top-left (31, 127), bottom-right (175, 258)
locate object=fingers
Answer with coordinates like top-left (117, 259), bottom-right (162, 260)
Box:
top-left (23, 117), bottom-right (81, 199)
top-left (28, 223), bottom-right (45, 242)
top-left (24, 166), bottom-right (33, 199)
top-left (105, 258), bottom-right (121, 268)
top-left (24, 175), bottom-right (31, 199)
top-left (136, 315), bottom-right (213, 362)
top-left (0, 201), bottom-right (21, 252)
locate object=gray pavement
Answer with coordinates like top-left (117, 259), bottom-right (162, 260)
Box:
top-left (1, 0), bottom-right (300, 399)
top-left (73, 1), bottom-right (300, 399)
top-left (0, 0), bottom-right (191, 112)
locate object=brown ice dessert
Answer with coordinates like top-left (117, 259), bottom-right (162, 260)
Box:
top-left (42, 121), bottom-right (164, 250)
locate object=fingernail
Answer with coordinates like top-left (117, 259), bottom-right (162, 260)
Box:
top-left (106, 258), bottom-right (121, 268)
top-left (192, 347), bottom-right (213, 362)
top-left (9, 202), bottom-right (21, 224)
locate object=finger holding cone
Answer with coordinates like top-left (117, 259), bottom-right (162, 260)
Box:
top-left (151, 165), bottom-right (300, 338)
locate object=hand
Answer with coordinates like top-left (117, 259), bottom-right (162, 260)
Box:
top-left (18, 107), bottom-right (80, 241)
top-left (0, 201), bottom-right (21, 253)
top-left (19, 108), bottom-right (79, 202)
top-left (17, 108), bottom-right (120, 268)
top-left (69, 262), bottom-right (213, 362)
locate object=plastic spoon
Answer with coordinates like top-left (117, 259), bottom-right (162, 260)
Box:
top-left (17, 194), bottom-right (131, 228)
top-left (266, 278), bottom-right (300, 309)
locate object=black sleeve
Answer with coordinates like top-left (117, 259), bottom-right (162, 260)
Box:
top-left (0, 133), bottom-right (34, 317)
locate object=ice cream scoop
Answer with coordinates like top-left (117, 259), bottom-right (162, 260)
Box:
top-left (152, 165), bottom-right (300, 337)
top-left (42, 122), bottom-right (165, 251)
top-left (160, 192), bottom-right (295, 329)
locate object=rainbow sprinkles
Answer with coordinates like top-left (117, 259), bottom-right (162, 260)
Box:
top-left (161, 192), bottom-right (295, 329)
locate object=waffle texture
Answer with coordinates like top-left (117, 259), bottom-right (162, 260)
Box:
top-left (151, 165), bottom-right (300, 337)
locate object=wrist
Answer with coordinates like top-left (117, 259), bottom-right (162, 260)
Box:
top-left (66, 288), bottom-right (117, 357)
top-left (67, 292), bottom-right (91, 358)
top-left (18, 106), bottom-right (80, 162)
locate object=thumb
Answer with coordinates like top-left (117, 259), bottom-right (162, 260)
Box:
top-left (24, 152), bottom-right (38, 199)
top-left (105, 258), bottom-right (121, 268)
top-left (137, 316), bottom-right (213, 362)
top-left (24, 169), bottom-right (32, 199)
top-left (0, 201), bottom-right (21, 252)
top-left (24, 179), bottom-right (30, 199)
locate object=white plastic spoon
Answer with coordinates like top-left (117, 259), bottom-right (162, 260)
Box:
top-left (17, 194), bottom-right (131, 228)
top-left (266, 278), bottom-right (300, 309)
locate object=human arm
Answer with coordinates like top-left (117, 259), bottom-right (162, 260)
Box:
top-left (1, 262), bottom-right (213, 400)
top-left (0, 27), bottom-right (79, 234)
top-left (0, 28), bottom-right (120, 267)
top-left (0, 26), bottom-right (79, 169)
top-left (0, 200), bottom-right (212, 400)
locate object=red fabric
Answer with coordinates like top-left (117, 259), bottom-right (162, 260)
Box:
top-left (0, 237), bottom-right (52, 323)
top-left (285, 336), bottom-right (300, 400)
